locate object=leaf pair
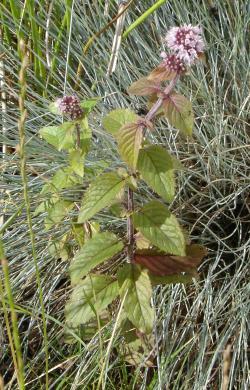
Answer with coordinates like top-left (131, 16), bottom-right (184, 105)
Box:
top-left (128, 78), bottom-right (194, 136)
top-left (39, 117), bottom-right (92, 154)
top-left (66, 230), bottom-right (205, 334)
top-left (67, 231), bottom-right (154, 334)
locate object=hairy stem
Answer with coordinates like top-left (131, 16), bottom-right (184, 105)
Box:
top-left (145, 75), bottom-right (179, 122)
top-left (126, 76), bottom-right (179, 262)
top-left (76, 122), bottom-right (81, 149)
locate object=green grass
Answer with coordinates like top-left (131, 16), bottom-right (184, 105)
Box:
top-left (0, 0), bottom-right (249, 388)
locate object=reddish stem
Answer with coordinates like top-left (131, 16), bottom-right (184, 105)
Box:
top-left (145, 75), bottom-right (179, 123)
top-left (126, 76), bottom-right (179, 263)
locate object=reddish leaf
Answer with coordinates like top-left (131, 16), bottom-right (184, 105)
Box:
top-left (161, 93), bottom-right (193, 136)
top-left (133, 245), bottom-right (207, 276)
top-left (197, 52), bottom-right (207, 64)
top-left (147, 63), bottom-right (177, 82)
top-left (127, 77), bottom-right (161, 96)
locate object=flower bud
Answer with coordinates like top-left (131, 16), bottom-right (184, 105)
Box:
top-left (55, 95), bottom-right (83, 120)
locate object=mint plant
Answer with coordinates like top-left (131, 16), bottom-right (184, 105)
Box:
top-left (37, 25), bottom-right (207, 362)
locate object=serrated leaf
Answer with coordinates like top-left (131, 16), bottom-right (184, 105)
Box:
top-left (65, 274), bottom-right (119, 326)
top-left (135, 232), bottom-right (151, 250)
top-left (72, 223), bottom-right (85, 247)
top-left (137, 145), bottom-right (176, 202)
top-left (80, 97), bottom-right (99, 115)
top-left (121, 319), bottom-right (155, 366)
top-left (39, 122), bottom-right (75, 150)
top-left (133, 200), bottom-right (186, 256)
top-left (117, 122), bottom-right (143, 170)
top-left (109, 203), bottom-right (127, 218)
top-left (79, 117), bottom-right (92, 154)
top-left (34, 201), bottom-right (46, 216)
top-left (50, 168), bottom-right (81, 191)
top-left (45, 200), bottom-right (74, 229)
top-left (102, 109), bottom-right (139, 136)
top-left (127, 77), bottom-right (160, 96)
top-left (48, 237), bottom-right (71, 261)
top-left (49, 101), bottom-right (61, 115)
top-left (133, 243), bottom-right (206, 276)
top-left (149, 274), bottom-right (194, 286)
top-left (126, 175), bottom-right (137, 191)
top-left (69, 150), bottom-right (85, 177)
top-left (118, 264), bottom-right (154, 334)
top-left (147, 63), bottom-right (177, 82)
top-left (78, 172), bottom-right (125, 223)
top-left (65, 310), bottom-right (110, 343)
top-left (162, 93), bottom-right (193, 136)
top-left (69, 232), bottom-right (123, 284)
top-left (39, 125), bottom-right (60, 148)
top-left (34, 195), bottom-right (58, 215)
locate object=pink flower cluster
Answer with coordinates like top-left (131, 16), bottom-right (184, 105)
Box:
top-left (165, 24), bottom-right (204, 66)
top-left (160, 52), bottom-right (186, 73)
top-left (56, 95), bottom-right (83, 120)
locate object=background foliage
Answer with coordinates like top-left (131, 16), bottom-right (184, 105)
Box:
top-left (0, 0), bottom-right (249, 388)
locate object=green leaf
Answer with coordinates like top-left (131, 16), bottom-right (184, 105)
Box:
top-left (102, 109), bottom-right (139, 136)
top-left (65, 274), bottom-right (119, 326)
top-left (45, 200), bottom-right (74, 229)
top-left (78, 172), bottom-right (125, 223)
top-left (39, 122), bottom-right (75, 150)
top-left (118, 264), bottom-right (154, 334)
top-left (120, 319), bottom-right (155, 366)
top-left (137, 145), bottom-right (176, 202)
top-left (126, 175), bottom-right (138, 191)
top-left (49, 101), bottom-right (61, 115)
top-left (39, 125), bottom-right (60, 148)
top-left (79, 117), bottom-right (92, 154)
top-left (50, 168), bottom-right (81, 191)
top-left (34, 201), bottom-right (46, 216)
top-left (69, 150), bottom-right (85, 177)
top-left (69, 232), bottom-right (123, 285)
top-left (162, 93), bottom-right (193, 136)
top-left (149, 274), bottom-right (194, 286)
top-left (48, 236), bottom-right (71, 261)
top-left (133, 200), bottom-right (186, 256)
top-left (72, 223), bottom-right (85, 247)
top-left (64, 311), bottom-right (110, 343)
top-left (109, 203), bottom-right (127, 218)
top-left (117, 123), bottom-right (143, 170)
top-left (80, 97), bottom-right (100, 115)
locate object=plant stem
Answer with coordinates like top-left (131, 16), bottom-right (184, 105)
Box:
top-left (145, 75), bottom-right (179, 122)
top-left (127, 187), bottom-right (134, 263)
top-left (76, 123), bottom-right (81, 149)
top-left (126, 76), bottom-right (179, 262)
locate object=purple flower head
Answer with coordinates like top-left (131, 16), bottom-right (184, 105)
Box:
top-left (55, 95), bottom-right (83, 120)
top-left (160, 52), bottom-right (186, 74)
top-left (165, 24), bottom-right (205, 66)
